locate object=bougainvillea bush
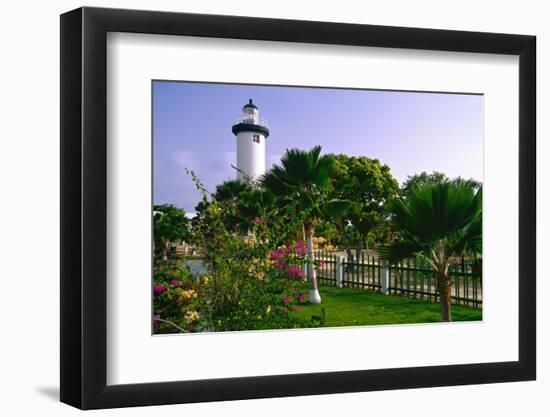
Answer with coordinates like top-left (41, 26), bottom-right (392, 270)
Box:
top-left (151, 258), bottom-right (204, 333)
top-left (153, 171), bottom-right (318, 334)
top-left (153, 239), bottom-right (316, 333)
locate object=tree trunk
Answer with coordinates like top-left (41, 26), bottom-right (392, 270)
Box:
top-left (438, 272), bottom-right (452, 322)
top-left (336, 220), bottom-right (353, 261)
top-left (162, 240), bottom-right (170, 261)
top-left (305, 219), bottom-right (321, 304)
top-left (356, 238), bottom-right (363, 262)
top-left (346, 248), bottom-right (354, 264)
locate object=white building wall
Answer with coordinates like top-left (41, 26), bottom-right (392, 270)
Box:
top-left (236, 131), bottom-right (266, 181)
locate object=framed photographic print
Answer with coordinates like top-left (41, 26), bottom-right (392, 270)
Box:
top-left (60, 6), bottom-right (536, 410)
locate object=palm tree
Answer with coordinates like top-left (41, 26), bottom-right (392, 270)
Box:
top-left (234, 188), bottom-right (277, 234)
top-left (379, 180), bottom-right (482, 321)
top-left (212, 179), bottom-right (253, 232)
top-left (261, 146), bottom-right (349, 304)
top-left (214, 179), bottom-right (251, 203)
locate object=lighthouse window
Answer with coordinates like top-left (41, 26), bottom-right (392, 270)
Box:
top-left (253, 134), bottom-right (260, 143)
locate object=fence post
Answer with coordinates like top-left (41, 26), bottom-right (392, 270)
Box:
top-left (335, 256), bottom-right (344, 288)
top-left (380, 262), bottom-right (390, 295)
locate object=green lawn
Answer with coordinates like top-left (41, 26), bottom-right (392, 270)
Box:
top-left (292, 285), bottom-right (482, 327)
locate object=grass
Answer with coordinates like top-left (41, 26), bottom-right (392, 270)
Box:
top-left (292, 285), bottom-right (482, 327)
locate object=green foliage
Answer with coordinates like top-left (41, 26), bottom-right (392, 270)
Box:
top-left (153, 259), bottom-right (205, 333)
top-left (261, 146), bottom-right (353, 225)
top-left (213, 179), bottom-right (251, 203)
top-left (262, 146), bottom-right (331, 217)
top-left (152, 169), bottom-right (317, 333)
top-left (153, 204), bottom-right (190, 259)
top-left (401, 171), bottom-right (481, 199)
top-left (325, 154), bottom-right (399, 251)
top-left (380, 180), bottom-right (482, 321)
top-left (381, 180), bottom-right (482, 267)
top-left (154, 147), bottom-right (484, 327)
top-left (261, 146), bottom-right (353, 302)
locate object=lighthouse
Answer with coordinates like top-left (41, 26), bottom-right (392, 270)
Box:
top-left (231, 99), bottom-right (270, 181)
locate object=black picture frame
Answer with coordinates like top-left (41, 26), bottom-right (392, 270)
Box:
top-left (60, 6), bottom-right (536, 410)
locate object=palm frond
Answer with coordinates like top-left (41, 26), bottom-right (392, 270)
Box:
top-left (390, 179), bottom-right (481, 245)
top-left (379, 240), bottom-right (424, 265)
top-left (262, 146), bottom-right (332, 195)
top-left (214, 179), bottom-right (250, 202)
top-left (260, 164), bottom-right (292, 196)
top-left (279, 148), bottom-right (315, 186)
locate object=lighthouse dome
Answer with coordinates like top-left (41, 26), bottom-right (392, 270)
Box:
top-left (231, 99), bottom-right (270, 138)
top-left (242, 98), bottom-right (258, 110)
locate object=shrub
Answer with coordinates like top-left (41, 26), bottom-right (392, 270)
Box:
top-left (153, 171), bottom-right (314, 333)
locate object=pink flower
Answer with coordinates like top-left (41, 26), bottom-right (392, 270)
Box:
top-left (294, 240), bottom-right (306, 254)
top-left (283, 247), bottom-right (292, 254)
top-left (297, 293), bottom-right (306, 302)
top-left (269, 250), bottom-right (281, 260)
top-left (281, 295), bottom-right (290, 305)
top-left (286, 266), bottom-right (303, 278)
top-left (153, 283), bottom-right (166, 294)
top-left (170, 279), bottom-right (180, 286)
top-left (291, 306), bottom-right (300, 311)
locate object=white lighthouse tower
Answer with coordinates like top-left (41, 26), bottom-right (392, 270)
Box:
top-left (231, 99), bottom-right (270, 181)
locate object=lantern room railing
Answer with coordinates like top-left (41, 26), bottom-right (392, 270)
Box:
top-left (233, 116), bottom-right (269, 129)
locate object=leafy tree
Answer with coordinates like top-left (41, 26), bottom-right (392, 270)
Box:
top-left (401, 171), bottom-right (481, 199)
top-left (153, 204), bottom-right (190, 260)
top-left (379, 180), bottom-right (482, 321)
top-left (328, 154), bottom-right (399, 257)
top-left (401, 171), bottom-right (448, 198)
top-left (261, 146), bottom-right (351, 304)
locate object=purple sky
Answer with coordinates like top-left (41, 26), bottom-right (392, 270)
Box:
top-left (153, 81), bottom-right (483, 213)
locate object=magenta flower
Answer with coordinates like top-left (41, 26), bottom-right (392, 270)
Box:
top-left (294, 240), bottom-right (307, 254)
top-left (283, 246), bottom-right (292, 254)
top-left (153, 283), bottom-right (166, 294)
top-left (170, 279), bottom-right (180, 286)
top-left (297, 293), bottom-right (306, 302)
top-left (269, 250), bottom-right (281, 260)
top-left (291, 306), bottom-right (300, 311)
top-left (286, 266), bottom-right (303, 278)
top-left (281, 295), bottom-right (290, 305)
